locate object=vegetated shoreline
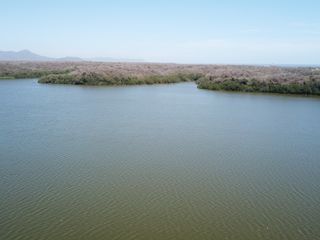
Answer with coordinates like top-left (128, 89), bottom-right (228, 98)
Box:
top-left (38, 72), bottom-right (200, 85)
top-left (197, 78), bottom-right (320, 95)
top-left (1, 61), bottom-right (320, 95)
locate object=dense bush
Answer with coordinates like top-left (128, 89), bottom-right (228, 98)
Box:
top-left (2, 62), bottom-right (320, 95)
top-left (0, 69), bottom-right (71, 79)
top-left (39, 72), bottom-right (200, 85)
top-left (197, 78), bottom-right (320, 95)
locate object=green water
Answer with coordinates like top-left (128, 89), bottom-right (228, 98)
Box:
top-left (1, 79), bottom-right (320, 240)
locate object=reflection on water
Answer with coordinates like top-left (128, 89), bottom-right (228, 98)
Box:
top-left (1, 79), bottom-right (320, 240)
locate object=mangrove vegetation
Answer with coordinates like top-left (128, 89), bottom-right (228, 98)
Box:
top-left (1, 61), bottom-right (320, 95)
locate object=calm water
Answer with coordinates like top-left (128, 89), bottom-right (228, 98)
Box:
top-left (1, 79), bottom-right (320, 240)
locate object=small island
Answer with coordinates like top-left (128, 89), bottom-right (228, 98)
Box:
top-left (1, 62), bottom-right (320, 95)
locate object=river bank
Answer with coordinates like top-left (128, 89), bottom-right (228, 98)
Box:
top-left (1, 62), bottom-right (320, 95)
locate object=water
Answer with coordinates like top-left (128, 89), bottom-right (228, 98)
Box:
top-left (1, 79), bottom-right (320, 240)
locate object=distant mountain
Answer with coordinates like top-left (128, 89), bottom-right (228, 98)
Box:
top-left (0, 50), bottom-right (83, 62)
top-left (0, 49), bottom-right (143, 62)
top-left (0, 50), bottom-right (51, 61)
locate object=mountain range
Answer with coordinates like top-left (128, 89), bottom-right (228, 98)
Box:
top-left (0, 50), bottom-right (143, 62)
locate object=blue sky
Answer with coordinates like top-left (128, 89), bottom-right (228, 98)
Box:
top-left (1, 0), bottom-right (320, 64)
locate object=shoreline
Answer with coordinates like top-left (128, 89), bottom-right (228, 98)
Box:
top-left (1, 62), bottom-right (320, 96)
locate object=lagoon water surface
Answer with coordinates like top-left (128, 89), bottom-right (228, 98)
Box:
top-left (1, 79), bottom-right (320, 240)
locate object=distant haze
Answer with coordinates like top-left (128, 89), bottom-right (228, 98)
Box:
top-left (0, 50), bottom-right (82, 62)
top-left (1, 0), bottom-right (320, 64)
top-left (0, 50), bottom-right (143, 62)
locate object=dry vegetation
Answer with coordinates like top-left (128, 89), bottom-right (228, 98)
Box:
top-left (1, 61), bottom-right (320, 95)
top-left (197, 65), bottom-right (320, 95)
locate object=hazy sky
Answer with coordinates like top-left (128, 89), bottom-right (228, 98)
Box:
top-left (1, 0), bottom-right (320, 64)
